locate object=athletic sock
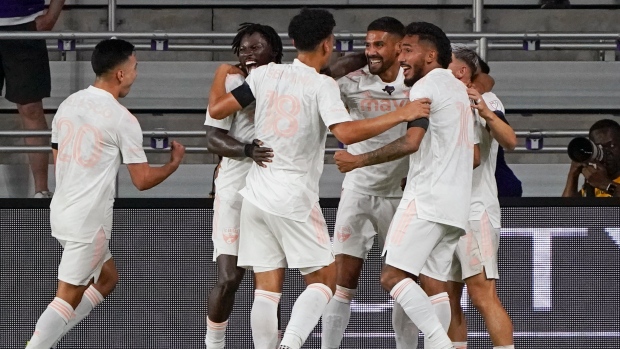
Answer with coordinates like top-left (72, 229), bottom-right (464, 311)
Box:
top-left (205, 318), bottom-right (228, 349)
top-left (493, 346), bottom-right (515, 349)
top-left (321, 285), bottom-right (356, 349)
top-left (425, 292), bottom-right (451, 348)
top-left (393, 301), bottom-right (419, 349)
top-left (454, 341), bottom-right (468, 349)
top-left (280, 283), bottom-right (333, 349)
top-left (390, 279), bottom-right (454, 349)
top-left (52, 286), bottom-right (105, 348)
top-left (27, 297), bottom-right (73, 349)
top-left (251, 290), bottom-right (282, 349)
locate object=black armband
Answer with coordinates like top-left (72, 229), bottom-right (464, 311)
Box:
top-left (407, 117), bottom-right (429, 130)
top-left (230, 82), bottom-right (256, 108)
top-left (244, 143), bottom-right (256, 158)
top-left (51, 142), bottom-right (58, 150)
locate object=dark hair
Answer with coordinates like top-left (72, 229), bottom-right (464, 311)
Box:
top-left (404, 22), bottom-right (452, 69)
top-left (288, 8), bottom-right (336, 52)
top-left (231, 22), bottom-right (283, 64)
top-left (477, 54), bottom-right (490, 74)
top-left (451, 44), bottom-right (479, 78)
top-left (91, 39), bottom-right (135, 76)
top-left (367, 16), bottom-right (405, 37)
top-left (590, 119), bottom-right (620, 136)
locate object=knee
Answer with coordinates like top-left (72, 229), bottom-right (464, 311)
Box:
top-left (216, 269), bottom-right (244, 294)
top-left (102, 271), bottom-right (120, 294)
top-left (17, 102), bottom-right (45, 120)
top-left (380, 270), bottom-right (401, 293)
top-left (469, 287), bottom-right (496, 311)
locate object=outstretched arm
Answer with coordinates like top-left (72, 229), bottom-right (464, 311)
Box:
top-left (205, 126), bottom-right (273, 167)
top-left (334, 122), bottom-right (427, 173)
top-left (323, 52), bottom-right (367, 79)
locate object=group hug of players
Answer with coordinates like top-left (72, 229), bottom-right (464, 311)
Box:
top-left (24, 7), bottom-right (517, 349)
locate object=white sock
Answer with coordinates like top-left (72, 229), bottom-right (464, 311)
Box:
top-left (52, 286), bottom-right (105, 348)
top-left (321, 285), bottom-right (356, 349)
top-left (27, 297), bottom-right (73, 349)
top-left (493, 346), bottom-right (515, 349)
top-left (390, 279), bottom-right (453, 349)
top-left (280, 283), bottom-right (333, 349)
top-left (393, 301), bottom-right (419, 349)
top-left (205, 318), bottom-right (228, 349)
top-left (251, 290), bottom-right (282, 349)
top-left (454, 341), bottom-right (468, 349)
top-left (425, 292), bottom-right (451, 349)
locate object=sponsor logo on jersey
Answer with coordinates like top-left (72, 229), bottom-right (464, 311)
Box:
top-left (337, 225), bottom-right (353, 243)
top-left (222, 227), bottom-right (240, 244)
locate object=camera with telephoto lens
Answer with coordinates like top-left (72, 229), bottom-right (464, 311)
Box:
top-left (567, 137), bottom-right (604, 163)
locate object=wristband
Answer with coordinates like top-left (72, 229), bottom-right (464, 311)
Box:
top-left (244, 143), bottom-right (256, 158)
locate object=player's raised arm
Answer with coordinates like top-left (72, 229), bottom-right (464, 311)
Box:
top-left (329, 97), bottom-right (431, 145)
top-left (126, 140), bottom-right (185, 191)
top-left (334, 119), bottom-right (428, 173)
top-left (322, 52), bottom-right (367, 79)
top-left (208, 64), bottom-right (250, 120)
top-left (468, 88), bottom-right (517, 150)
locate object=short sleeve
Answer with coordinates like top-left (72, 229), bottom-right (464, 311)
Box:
top-left (317, 77), bottom-right (353, 128)
top-left (482, 92), bottom-right (506, 115)
top-left (408, 77), bottom-right (435, 103)
top-left (118, 114), bottom-right (147, 164)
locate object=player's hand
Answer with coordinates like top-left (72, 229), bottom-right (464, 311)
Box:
top-left (246, 139), bottom-right (273, 168)
top-left (334, 150), bottom-right (362, 173)
top-left (401, 98), bottom-right (431, 122)
top-left (169, 140), bottom-right (186, 166)
top-left (35, 12), bottom-right (58, 31)
top-left (467, 88), bottom-right (491, 117)
top-left (569, 160), bottom-right (585, 176)
top-left (582, 164), bottom-right (612, 190)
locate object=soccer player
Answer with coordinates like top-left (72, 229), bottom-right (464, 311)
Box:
top-left (334, 22), bottom-right (475, 349)
top-left (208, 9), bottom-right (430, 349)
top-left (203, 22), bottom-right (281, 349)
top-left (25, 39), bottom-right (185, 349)
top-left (447, 45), bottom-right (516, 349)
top-left (320, 16), bottom-right (414, 349)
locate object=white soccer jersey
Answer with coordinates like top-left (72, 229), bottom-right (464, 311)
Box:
top-left (402, 68), bottom-right (475, 231)
top-left (50, 86), bottom-right (147, 243)
top-left (239, 59), bottom-right (353, 222)
top-left (338, 66), bottom-right (409, 197)
top-left (205, 74), bottom-right (255, 201)
top-left (469, 92), bottom-right (506, 228)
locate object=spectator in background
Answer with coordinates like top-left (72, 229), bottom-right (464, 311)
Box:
top-left (0, 0), bottom-right (65, 198)
top-left (562, 119), bottom-right (620, 198)
top-left (471, 58), bottom-right (523, 197)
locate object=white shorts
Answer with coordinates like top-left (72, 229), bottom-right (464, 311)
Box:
top-left (449, 212), bottom-right (500, 282)
top-left (57, 228), bottom-right (112, 286)
top-left (383, 200), bottom-right (464, 282)
top-left (237, 199), bottom-right (334, 275)
top-left (333, 189), bottom-right (399, 260)
top-left (212, 194), bottom-right (242, 261)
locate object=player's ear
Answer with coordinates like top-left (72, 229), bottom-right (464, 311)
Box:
top-left (116, 69), bottom-right (124, 83)
top-left (426, 50), bottom-right (436, 64)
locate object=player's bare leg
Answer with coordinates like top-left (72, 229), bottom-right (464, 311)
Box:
top-left (381, 265), bottom-right (454, 349)
top-left (465, 269), bottom-right (514, 348)
top-left (52, 259), bottom-right (119, 348)
top-left (279, 263), bottom-right (336, 349)
top-left (253, 268), bottom-right (285, 349)
top-left (447, 280), bottom-right (467, 349)
top-left (321, 254), bottom-right (363, 348)
top-left (205, 254), bottom-right (246, 348)
top-left (17, 101), bottom-right (50, 195)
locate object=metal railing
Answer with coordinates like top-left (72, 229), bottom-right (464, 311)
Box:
top-left (0, 130), bottom-right (580, 155)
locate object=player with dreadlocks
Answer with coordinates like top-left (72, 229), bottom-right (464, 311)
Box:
top-left (204, 22), bottom-right (281, 349)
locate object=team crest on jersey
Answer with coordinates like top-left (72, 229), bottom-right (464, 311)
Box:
top-left (382, 85), bottom-right (395, 95)
top-left (489, 100), bottom-right (499, 111)
top-left (336, 225), bottom-right (353, 243)
top-left (222, 227), bottom-right (240, 244)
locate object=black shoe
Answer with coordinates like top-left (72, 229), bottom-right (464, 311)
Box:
top-left (541, 0), bottom-right (571, 9)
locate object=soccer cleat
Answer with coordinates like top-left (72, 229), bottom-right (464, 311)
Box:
top-left (34, 191), bottom-right (53, 198)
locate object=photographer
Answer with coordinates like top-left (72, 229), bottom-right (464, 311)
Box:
top-left (562, 119), bottom-right (620, 197)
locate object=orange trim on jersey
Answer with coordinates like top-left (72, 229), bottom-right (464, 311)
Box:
top-left (311, 206), bottom-right (328, 245)
top-left (390, 201), bottom-right (417, 246)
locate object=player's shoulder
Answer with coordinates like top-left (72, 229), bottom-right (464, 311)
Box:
top-left (482, 92), bottom-right (504, 111)
top-left (225, 73), bottom-right (246, 92)
top-left (341, 66), bottom-right (369, 82)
